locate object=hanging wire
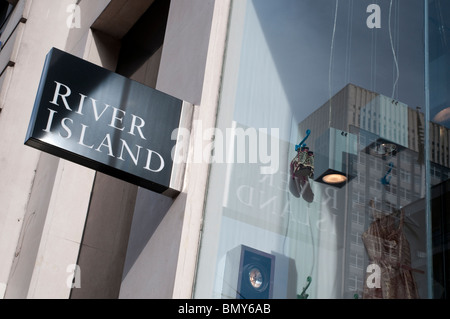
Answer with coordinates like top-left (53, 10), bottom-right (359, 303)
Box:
top-left (344, 0), bottom-right (354, 85)
top-left (329, 0), bottom-right (339, 127)
top-left (396, 0), bottom-right (400, 97)
top-left (389, 0), bottom-right (400, 100)
top-left (424, 0), bottom-right (434, 299)
top-left (370, 0), bottom-right (379, 92)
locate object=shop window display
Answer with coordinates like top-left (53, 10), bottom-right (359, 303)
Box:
top-left (194, 0), bottom-right (450, 299)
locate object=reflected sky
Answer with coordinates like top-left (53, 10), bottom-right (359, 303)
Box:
top-left (233, 0), bottom-right (425, 130)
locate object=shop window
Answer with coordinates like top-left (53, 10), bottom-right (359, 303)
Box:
top-left (194, 0), bottom-right (449, 299)
top-left (0, 0), bottom-right (15, 38)
top-left (0, 1), bottom-right (12, 28)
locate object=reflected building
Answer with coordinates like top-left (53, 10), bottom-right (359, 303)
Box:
top-left (298, 83), bottom-right (450, 298)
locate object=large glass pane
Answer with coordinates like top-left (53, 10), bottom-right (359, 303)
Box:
top-left (427, 0), bottom-right (450, 299)
top-left (194, 0), bottom-right (449, 299)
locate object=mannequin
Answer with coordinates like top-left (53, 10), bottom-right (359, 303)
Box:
top-left (362, 200), bottom-right (420, 299)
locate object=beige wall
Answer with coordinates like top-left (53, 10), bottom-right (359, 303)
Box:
top-left (0, 0), bottom-right (229, 299)
top-left (0, 0), bottom-right (98, 299)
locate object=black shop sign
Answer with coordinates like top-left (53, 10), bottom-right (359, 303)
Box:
top-left (25, 48), bottom-right (186, 196)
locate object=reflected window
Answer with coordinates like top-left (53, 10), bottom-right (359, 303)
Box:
top-left (194, 0), bottom-right (450, 299)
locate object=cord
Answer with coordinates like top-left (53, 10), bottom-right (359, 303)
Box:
top-left (389, 0), bottom-right (400, 99)
top-left (329, 0), bottom-right (339, 127)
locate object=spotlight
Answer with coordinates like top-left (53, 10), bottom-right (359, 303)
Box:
top-left (313, 128), bottom-right (357, 188)
top-left (322, 173), bottom-right (348, 184)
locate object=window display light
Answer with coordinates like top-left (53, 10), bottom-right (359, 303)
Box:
top-left (313, 128), bottom-right (357, 188)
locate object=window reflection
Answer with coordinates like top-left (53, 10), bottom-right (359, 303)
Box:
top-left (297, 83), bottom-right (430, 298)
top-left (194, 0), bottom-right (450, 299)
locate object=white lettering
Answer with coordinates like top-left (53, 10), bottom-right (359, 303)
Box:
top-left (236, 184), bottom-right (255, 207)
top-left (96, 134), bottom-right (115, 157)
top-left (231, 125), bottom-right (258, 164)
top-left (43, 108), bottom-right (58, 133)
top-left (171, 127), bottom-right (191, 164)
top-left (264, 304), bottom-right (270, 313)
top-left (39, 81), bottom-right (173, 180)
top-left (66, 264), bottom-right (81, 288)
top-left (66, 4), bottom-right (81, 29)
top-left (91, 99), bottom-right (111, 121)
top-left (178, 303), bottom-right (212, 317)
top-left (60, 117), bottom-right (73, 139)
top-left (366, 263), bottom-right (381, 288)
top-left (108, 107), bottom-right (126, 131)
top-left (174, 121), bottom-right (280, 174)
top-left (118, 139), bottom-right (142, 166)
top-left (144, 149), bottom-right (165, 173)
top-left (50, 81), bottom-right (72, 111)
top-left (260, 195), bottom-right (277, 214)
top-left (258, 127), bottom-right (280, 175)
top-left (222, 304), bottom-right (268, 314)
top-left (75, 94), bottom-right (87, 115)
top-left (129, 115), bottom-right (147, 140)
top-left (366, 4), bottom-right (381, 29)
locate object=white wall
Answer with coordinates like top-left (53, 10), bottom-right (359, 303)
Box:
top-left (0, 0), bottom-right (113, 299)
top-left (0, 0), bottom-right (227, 299)
top-left (0, 0), bottom-right (84, 298)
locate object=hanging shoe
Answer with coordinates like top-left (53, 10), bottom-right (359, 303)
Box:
top-left (290, 147), bottom-right (314, 179)
top-left (299, 176), bottom-right (314, 203)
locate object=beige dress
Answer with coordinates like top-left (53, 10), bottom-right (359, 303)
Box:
top-left (362, 206), bottom-right (420, 299)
